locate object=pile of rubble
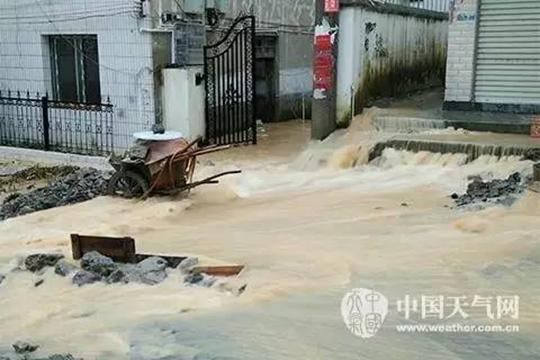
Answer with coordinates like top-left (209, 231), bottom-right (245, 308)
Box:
top-left (0, 165), bottom-right (78, 191)
top-left (0, 341), bottom-right (79, 360)
top-left (3, 251), bottom-right (223, 289)
top-left (451, 172), bottom-right (525, 207)
top-left (0, 168), bottom-right (109, 220)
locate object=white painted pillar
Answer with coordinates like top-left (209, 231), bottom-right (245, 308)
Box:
top-left (161, 67), bottom-right (205, 140)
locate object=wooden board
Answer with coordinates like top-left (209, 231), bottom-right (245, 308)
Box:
top-left (71, 234), bottom-right (136, 263)
top-left (192, 265), bottom-right (245, 277)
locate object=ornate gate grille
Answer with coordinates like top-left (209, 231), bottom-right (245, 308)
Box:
top-left (204, 16), bottom-right (256, 145)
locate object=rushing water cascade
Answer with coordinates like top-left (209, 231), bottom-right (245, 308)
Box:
top-left (0, 113), bottom-right (538, 359)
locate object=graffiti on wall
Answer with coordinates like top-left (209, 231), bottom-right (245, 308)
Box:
top-left (364, 22), bottom-right (388, 59)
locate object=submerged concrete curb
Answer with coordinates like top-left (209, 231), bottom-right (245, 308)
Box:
top-left (0, 146), bottom-right (111, 170)
top-left (368, 139), bottom-right (540, 163)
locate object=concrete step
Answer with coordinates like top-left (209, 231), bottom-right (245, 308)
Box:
top-left (374, 112), bottom-right (535, 135)
top-left (368, 136), bottom-right (540, 163)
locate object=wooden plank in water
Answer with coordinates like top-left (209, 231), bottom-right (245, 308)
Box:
top-left (192, 265), bottom-right (245, 277)
top-left (71, 234), bottom-right (136, 263)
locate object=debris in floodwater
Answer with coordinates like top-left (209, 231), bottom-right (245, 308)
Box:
top-left (130, 256), bottom-right (168, 285)
top-left (238, 284), bottom-right (247, 295)
top-left (184, 272), bottom-right (217, 288)
top-left (0, 165), bottom-right (78, 190)
top-left (184, 272), bottom-right (204, 285)
top-left (72, 270), bottom-right (102, 287)
top-left (1, 342), bottom-right (82, 360)
top-left (177, 257), bottom-right (199, 273)
top-left (34, 279), bottom-right (44, 288)
top-left (12, 341), bottom-right (39, 354)
top-left (11, 238), bottom-right (245, 290)
top-left (24, 253), bottom-right (64, 273)
top-left (71, 234), bottom-right (136, 263)
top-left (0, 273), bottom-right (5, 285)
top-left (451, 172), bottom-right (526, 208)
top-left (80, 251), bottom-right (118, 278)
top-left (191, 265), bottom-right (245, 277)
top-left (0, 168), bottom-right (110, 220)
top-left (54, 260), bottom-right (79, 277)
top-left (45, 355), bottom-right (82, 360)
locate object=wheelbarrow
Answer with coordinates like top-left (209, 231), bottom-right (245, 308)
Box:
top-left (107, 136), bottom-right (240, 199)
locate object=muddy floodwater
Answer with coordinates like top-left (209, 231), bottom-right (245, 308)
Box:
top-left (0, 113), bottom-right (539, 359)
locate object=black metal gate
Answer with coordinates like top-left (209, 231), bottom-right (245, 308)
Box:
top-left (204, 16), bottom-right (256, 145)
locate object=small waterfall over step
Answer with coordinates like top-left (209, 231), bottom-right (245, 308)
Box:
top-left (369, 139), bottom-right (540, 163)
top-left (373, 116), bottom-right (446, 133)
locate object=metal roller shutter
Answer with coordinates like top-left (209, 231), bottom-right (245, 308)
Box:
top-left (474, 0), bottom-right (540, 104)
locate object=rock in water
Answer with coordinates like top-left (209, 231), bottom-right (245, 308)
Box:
top-left (177, 257), bottom-right (199, 273)
top-left (46, 354), bottom-right (81, 360)
top-left (106, 269), bottom-right (129, 284)
top-left (136, 257), bottom-right (168, 285)
top-left (54, 260), bottom-right (79, 277)
top-left (24, 254), bottom-right (64, 273)
top-left (72, 270), bottom-right (101, 287)
top-left (452, 172), bottom-right (525, 207)
top-left (80, 251), bottom-right (118, 277)
top-left (184, 273), bottom-right (204, 285)
top-left (12, 341), bottom-right (39, 354)
top-left (184, 273), bottom-right (216, 287)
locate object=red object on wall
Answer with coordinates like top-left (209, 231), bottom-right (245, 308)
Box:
top-left (325, 0), bottom-right (340, 13)
top-left (314, 35), bottom-right (334, 91)
top-left (315, 34), bottom-right (332, 51)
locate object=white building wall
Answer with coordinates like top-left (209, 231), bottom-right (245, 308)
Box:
top-left (0, 0), bottom-right (156, 151)
top-left (444, 0), bottom-right (478, 102)
top-left (337, 4), bottom-right (448, 125)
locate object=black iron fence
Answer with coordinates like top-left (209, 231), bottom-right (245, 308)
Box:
top-left (0, 90), bottom-right (114, 156)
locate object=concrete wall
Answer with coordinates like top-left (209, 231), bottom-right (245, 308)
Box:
top-left (0, 0), bottom-right (157, 150)
top-left (162, 67), bottom-right (205, 140)
top-left (444, 0), bottom-right (478, 102)
top-left (337, 2), bottom-right (448, 126)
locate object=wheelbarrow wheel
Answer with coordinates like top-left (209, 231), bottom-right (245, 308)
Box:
top-left (107, 170), bottom-right (149, 199)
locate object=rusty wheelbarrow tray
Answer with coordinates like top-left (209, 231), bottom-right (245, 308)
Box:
top-left (108, 137), bottom-right (240, 199)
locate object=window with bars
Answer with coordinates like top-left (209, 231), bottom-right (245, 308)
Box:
top-left (49, 35), bottom-right (101, 104)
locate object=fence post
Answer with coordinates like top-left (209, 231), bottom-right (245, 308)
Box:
top-left (41, 96), bottom-right (50, 151)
